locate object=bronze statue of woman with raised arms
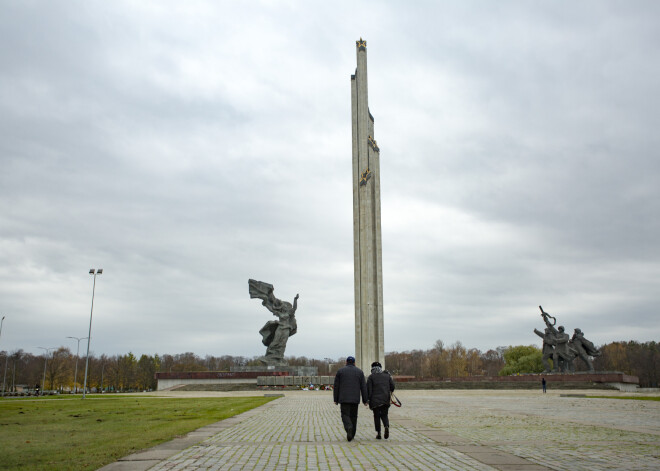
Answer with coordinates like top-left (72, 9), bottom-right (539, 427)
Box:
top-left (249, 279), bottom-right (299, 366)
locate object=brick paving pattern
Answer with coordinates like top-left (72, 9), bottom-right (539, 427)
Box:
top-left (400, 391), bottom-right (660, 471)
top-left (128, 390), bottom-right (660, 471)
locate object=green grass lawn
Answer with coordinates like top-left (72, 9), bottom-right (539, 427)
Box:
top-left (0, 395), bottom-right (276, 470)
top-left (587, 395), bottom-right (660, 401)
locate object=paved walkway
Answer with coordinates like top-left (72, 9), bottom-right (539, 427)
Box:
top-left (100, 390), bottom-right (660, 471)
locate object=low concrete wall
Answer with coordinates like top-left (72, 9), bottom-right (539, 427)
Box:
top-left (157, 378), bottom-right (256, 390)
top-left (395, 381), bottom-right (619, 391)
top-left (156, 370), bottom-right (288, 390)
top-left (396, 372), bottom-right (639, 391)
top-left (257, 376), bottom-right (334, 387)
top-left (443, 372), bottom-right (638, 385)
top-left (231, 366), bottom-right (319, 376)
top-left (157, 371), bottom-right (640, 391)
top-left (156, 371), bottom-right (287, 380)
top-left (606, 383), bottom-right (639, 392)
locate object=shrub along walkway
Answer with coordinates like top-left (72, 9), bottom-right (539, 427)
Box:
top-left (99, 389), bottom-right (660, 470)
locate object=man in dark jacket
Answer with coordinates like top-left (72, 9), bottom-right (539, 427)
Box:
top-left (367, 361), bottom-right (395, 439)
top-left (333, 356), bottom-right (368, 441)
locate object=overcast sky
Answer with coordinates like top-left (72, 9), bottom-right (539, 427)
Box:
top-left (1, 1), bottom-right (659, 361)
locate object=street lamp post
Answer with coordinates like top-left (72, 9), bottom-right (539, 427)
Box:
top-left (2, 351), bottom-right (7, 396)
top-left (82, 268), bottom-right (102, 399)
top-left (37, 347), bottom-right (56, 394)
top-left (1, 316), bottom-right (7, 396)
top-left (66, 336), bottom-right (88, 394)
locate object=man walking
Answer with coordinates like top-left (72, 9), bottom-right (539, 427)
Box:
top-left (367, 361), bottom-right (395, 440)
top-left (333, 356), bottom-right (368, 442)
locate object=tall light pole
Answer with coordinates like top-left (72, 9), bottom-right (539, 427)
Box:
top-left (2, 349), bottom-right (7, 396)
top-left (66, 336), bottom-right (88, 394)
top-left (1, 316), bottom-right (6, 396)
top-left (82, 268), bottom-right (102, 399)
top-left (100, 361), bottom-right (105, 393)
top-left (38, 346), bottom-right (56, 394)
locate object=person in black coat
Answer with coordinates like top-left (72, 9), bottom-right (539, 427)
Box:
top-left (333, 356), bottom-right (368, 441)
top-left (367, 361), bottom-right (395, 439)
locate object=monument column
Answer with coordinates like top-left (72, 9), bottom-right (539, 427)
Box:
top-left (351, 38), bottom-right (384, 371)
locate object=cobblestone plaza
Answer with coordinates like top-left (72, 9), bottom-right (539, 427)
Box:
top-left (102, 390), bottom-right (660, 471)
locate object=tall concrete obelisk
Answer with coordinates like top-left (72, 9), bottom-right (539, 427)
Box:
top-left (351, 38), bottom-right (384, 371)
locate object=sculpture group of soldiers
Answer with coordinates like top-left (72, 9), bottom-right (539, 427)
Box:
top-left (534, 306), bottom-right (600, 373)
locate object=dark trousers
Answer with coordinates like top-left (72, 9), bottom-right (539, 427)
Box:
top-left (340, 403), bottom-right (359, 434)
top-left (372, 405), bottom-right (390, 432)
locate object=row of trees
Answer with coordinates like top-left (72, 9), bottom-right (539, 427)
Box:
top-left (384, 341), bottom-right (505, 378)
top-left (595, 341), bottom-right (659, 387)
top-left (0, 348), bottom-right (163, 393)
top-left (1, 339), bottom-right (657, 392)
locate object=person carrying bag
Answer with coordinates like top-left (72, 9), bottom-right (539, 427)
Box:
top-left (366, 361), bottom-right (396, 440)
top-left (390, 391), bottom-right (402, 407)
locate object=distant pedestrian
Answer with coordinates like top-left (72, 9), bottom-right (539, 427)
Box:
top-left (542, 377), bottom-right (547, 393)
top-left (333, 356), bottom-right (368, 442)
top-left (367, 361), bottom-right (395, 440)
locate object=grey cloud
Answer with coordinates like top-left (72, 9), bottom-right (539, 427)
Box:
top-left (1, 1), bottom-right (659, 358)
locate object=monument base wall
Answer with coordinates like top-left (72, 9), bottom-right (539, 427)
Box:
top-left (399, 372), bottom-right (638, 391)
top-left (155, 368), bottom-right (320, 391)
top-left (446, 372), bottom-right (637, 384)
top-left (231, 365), bottom-right (319, 376)
top-left (256, 375), bottom-right (332, 387)
top-left (157, 378), bottom-right (254, 390)
top-left (156, 371), bottom-right (639, 391)
top-left (155, 370), bottom-right (288, 391)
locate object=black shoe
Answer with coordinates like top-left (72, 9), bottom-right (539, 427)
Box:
top-left (384, 427), bottom-right (389, 439)
top-left (347, 426), bottom-right (353, 442)
top-left (376, 433), bottom-right (381, 439)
